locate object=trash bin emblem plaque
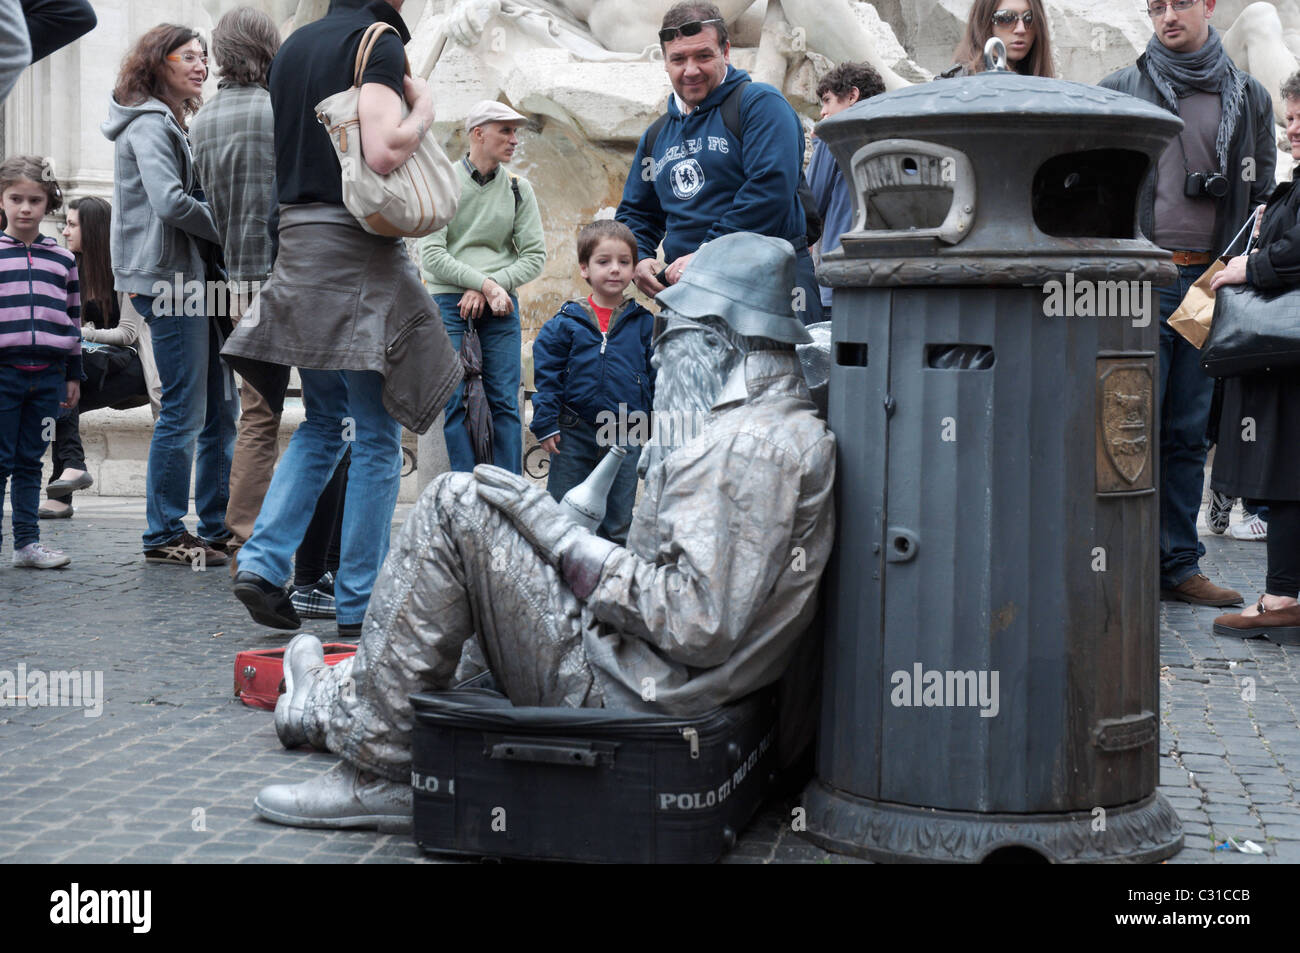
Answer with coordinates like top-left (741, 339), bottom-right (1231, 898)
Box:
top-left (1096, 360), bottom-right (1153, 492)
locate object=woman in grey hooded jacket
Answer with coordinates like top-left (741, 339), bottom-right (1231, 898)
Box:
top-left (102, 23), bottom-right (238, 567)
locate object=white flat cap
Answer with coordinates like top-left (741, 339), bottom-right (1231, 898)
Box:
top-left (465, 100), bottom-right (528, 133)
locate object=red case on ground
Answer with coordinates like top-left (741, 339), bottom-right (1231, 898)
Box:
top-left (234, 644), bottom-right (358, 710)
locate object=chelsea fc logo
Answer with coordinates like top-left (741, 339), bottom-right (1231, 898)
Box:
top-left (670, 159), bottom-right (705, 200)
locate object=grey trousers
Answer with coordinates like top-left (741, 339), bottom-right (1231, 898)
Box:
top-left (302, 471), bottom-right (602, 782)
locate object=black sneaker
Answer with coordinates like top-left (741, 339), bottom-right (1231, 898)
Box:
top-left (233, 571), bottom-right (302, 630)
top-left (337, 622), bottom-right (362, 638)
top-left (291, 577), bottom-right (338, 621)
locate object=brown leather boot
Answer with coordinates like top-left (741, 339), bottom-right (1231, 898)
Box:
top-left (1161, 574), bottom-right (1244, 607)
top-left (1214, 601), bottom-right (1300, 645)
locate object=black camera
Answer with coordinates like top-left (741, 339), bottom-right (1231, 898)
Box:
top-left (1185, 170), bottom-right (1229, 199)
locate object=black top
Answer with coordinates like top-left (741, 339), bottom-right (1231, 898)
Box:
top-left (268, 0), bottom-right (409, 207)
top-left (21, 0), bottom-right (97, 63)
top-left (83, 294), bottom-right (120, 331)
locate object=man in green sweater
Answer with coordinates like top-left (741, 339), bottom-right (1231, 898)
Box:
top-left (419, 100), bottom-right (546, 474)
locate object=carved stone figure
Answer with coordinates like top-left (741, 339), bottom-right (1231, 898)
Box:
top-left (1220, 0), bottom-right (1300, 125)
top-left (252, 232), bottom-right (836, 830)
top-left (439, 0), bottom-right (914, 88)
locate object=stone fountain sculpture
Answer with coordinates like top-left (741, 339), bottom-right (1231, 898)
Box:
top-left (201, 0), bottom-right (1300, 335)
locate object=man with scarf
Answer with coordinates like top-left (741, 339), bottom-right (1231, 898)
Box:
top-left (249, 232), bottom-right (836, 831)
top-left (1101, 0), bottom-right (1274, 608)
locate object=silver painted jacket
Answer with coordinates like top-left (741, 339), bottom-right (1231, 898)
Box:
top-left (579, 349), bottom-right (837, 714)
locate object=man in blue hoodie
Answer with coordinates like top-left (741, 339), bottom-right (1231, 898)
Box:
top-left (806, 61), bottom-right (884, 314)
top-left (616, 0), bottom-right (821, 323)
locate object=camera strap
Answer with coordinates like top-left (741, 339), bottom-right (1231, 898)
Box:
top-left (1176, 132), bottom-right (1221, 176)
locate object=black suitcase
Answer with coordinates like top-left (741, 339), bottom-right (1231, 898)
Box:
top-left (410, 682), bottom-right (779, 863)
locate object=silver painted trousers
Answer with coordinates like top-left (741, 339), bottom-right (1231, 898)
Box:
top-left (302, 471), bottom-right (602, 781)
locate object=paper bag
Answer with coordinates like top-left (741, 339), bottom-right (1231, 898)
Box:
top-left (1167, 259), bottom-right (1226, 348)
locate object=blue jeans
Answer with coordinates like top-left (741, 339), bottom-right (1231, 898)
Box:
top-left (1158, 263), bottom-right (1218, 589)
top-left (137, 296), bottom-right (240, 548)
top-left (0, 364), bottom-right (63, 551)
top-left (435, 293), bottom-right (522, 474)
top-left (544, 410), bottom-right (641, 545)
top-left (794, 247), bottom-right (824, 326)
top-left (237, 369), bottom-right (401, 626)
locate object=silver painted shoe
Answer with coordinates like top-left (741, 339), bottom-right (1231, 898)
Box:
top-left (253, 760), bottom-right (412, 832)
top-left (274, 633), bottom-right (324, 749)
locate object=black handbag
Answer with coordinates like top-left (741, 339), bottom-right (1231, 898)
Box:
top-left (1200, 284), bottom-right (1300, 378)
top-left (80, 344), bottom-right (149, 411)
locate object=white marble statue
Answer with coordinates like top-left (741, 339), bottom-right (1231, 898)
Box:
top-left (440, 0), bottom-right (913, 87)
top-left (1220, 0), bottom-right (1300, 125)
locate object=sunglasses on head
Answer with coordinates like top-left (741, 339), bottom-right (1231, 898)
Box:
top-left (991, 9), bottom-right (1034, 26)
top-left (658, 18), bottom-right (725, 44)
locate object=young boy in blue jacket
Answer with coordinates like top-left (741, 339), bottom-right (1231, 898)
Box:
top-left (531, 220), bottom-right (654, 546)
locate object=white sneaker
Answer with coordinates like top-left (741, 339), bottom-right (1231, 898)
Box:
top-left (1228, 514), bottom-right (1268, 541)
top-left (12, 542), bottom-right (71, 568)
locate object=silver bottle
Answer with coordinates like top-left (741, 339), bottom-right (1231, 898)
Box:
top-left (559, 445), bottom-right (629, 531)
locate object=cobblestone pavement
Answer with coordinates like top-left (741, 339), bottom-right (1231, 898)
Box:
top-left (0, 496), bottom-right (1293, 864)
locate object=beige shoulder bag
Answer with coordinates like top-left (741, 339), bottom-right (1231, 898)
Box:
top-left (315, 21), bottom-right (460, 239)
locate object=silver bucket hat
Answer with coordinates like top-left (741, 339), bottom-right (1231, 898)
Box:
top-left (655, 233), bottom-right (814, 345)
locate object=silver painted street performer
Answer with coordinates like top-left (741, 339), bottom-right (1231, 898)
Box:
top-left (252, 232), bottom-right (837, 830)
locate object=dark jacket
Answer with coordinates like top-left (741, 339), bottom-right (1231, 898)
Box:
top-left (806, 138), bottom-right (851, 308)
top-left (616, 66), bottom-right (807, 263)
top-left (530, 297), bottom-right (655, 440)
top-left (1210, 172), bottom-right (1300, 501)
top-left (20, 0), bottom-right (96, 61)
top-left (1098, 55), bottom-right (1275, 256)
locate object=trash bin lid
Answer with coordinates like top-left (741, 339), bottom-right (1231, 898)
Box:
top-left (818, 73), bottom-right (1183, 131)
top-left (816, 73), bottom-right (1184, 287)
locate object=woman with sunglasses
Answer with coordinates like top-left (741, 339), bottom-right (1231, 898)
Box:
top-left (948, 0), bottom-right (1055, 78)
top-left (102, 25), bottom-right (237, 567)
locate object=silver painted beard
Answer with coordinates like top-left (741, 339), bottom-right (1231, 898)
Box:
top-left (637, 315), bottom-right (739, 479)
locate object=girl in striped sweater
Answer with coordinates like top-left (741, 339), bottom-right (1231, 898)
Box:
top-left (0, 155), bottom-right (80, 568)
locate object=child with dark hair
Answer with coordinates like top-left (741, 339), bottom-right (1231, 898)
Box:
top-left (0, 154), bottom-right (80, 567)
top-left (807, 61), bottom-right (885, 311)
top-left (530, 220), bottom-right (654, 545)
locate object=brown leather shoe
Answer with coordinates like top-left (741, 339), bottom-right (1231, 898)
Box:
top-left (1160, 574), bottom-right (1243, 607)
top-left (1214, 601), bottom-right (1300, 645)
